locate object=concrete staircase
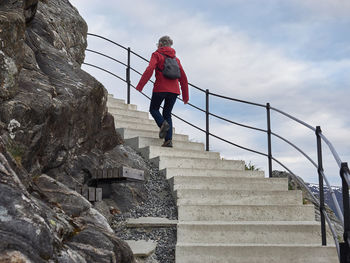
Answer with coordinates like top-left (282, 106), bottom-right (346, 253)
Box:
top-left (107, 95), bottom-right (338, 263)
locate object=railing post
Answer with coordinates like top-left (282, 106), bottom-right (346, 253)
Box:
top-left (316, 126), bottom-right (327, 246)
top-left (266, 103), bottom-right (272, 178)
top-left (340, 162), bottom-right (350, 263)
top-left (205, 89), bottom-right (209, 151)
top-left (126, 47), bottom-right (131, 104)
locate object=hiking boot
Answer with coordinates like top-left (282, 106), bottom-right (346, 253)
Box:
top-left (161, 140), bottom-right (173, 147)
top-left (159, 120), bottom-right (170, 139)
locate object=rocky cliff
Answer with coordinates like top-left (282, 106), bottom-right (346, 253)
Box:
top-left (0, 0), bottom-right (141, 262)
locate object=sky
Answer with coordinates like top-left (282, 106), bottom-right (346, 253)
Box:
top-left (70, 0), bottom-right (350, 186)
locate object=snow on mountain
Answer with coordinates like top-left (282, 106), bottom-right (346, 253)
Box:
top-left (306, 183), bottom-right (344, 219)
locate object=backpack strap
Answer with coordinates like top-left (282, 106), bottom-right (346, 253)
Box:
top-left (156, 52), bottom-right (168, 72)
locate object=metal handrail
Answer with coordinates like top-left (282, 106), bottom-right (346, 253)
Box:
top-left (87, 33), bottom-right (128, 51)
top-left (84, 33), bottom-right (349, 261)
top-left (271, 131), bottom-right (318, 168)
top-left (189, 83), bottom-right (206, 93)
top-left (86, 49), bottom-right (147, 78)
top-left (345, 170), bottom-right (350, 188)
top-left (270, 98), bottom-right (345, 227)
top-left (130, 50), bottom-right (149, 63)
top-left (209, 132), bottom-right (268, 157)
top-left (269, 106), bottom-right (346, 224)
top-left (86, 49), bottom-right (128, 67)
top-left (83, 62), bottom-right (126, 83)
top-left (209, 90), bottom-right (266, 108)
top-left (210, 111), bottom-right (267, 133)
top-left (269, 105), bottom-right (346, 224)
top-left (270, 106), bottom-right (316, 132)
top-left (319, 132), bottom-right (342, 168)
top-left (340, 163), bottom-right (350, 262)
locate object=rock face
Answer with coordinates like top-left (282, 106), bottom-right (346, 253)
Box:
top-left (0, 0), bottom-right (137, 262)
top-left (0, 0), bottom-right (26, 100)
top-left (0, 144), bottom-right (134, 263)
top-left (0, 0), bottom-right (122, 182)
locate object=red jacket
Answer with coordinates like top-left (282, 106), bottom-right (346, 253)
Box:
top-left (136, 46), bottom-right (189, 103)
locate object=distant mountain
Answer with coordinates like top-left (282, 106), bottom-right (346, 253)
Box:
top-left (305, 183), bottom-right (343, 220)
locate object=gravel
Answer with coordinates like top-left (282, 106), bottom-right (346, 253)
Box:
top-left (111, 150), bottom-right (177, 263)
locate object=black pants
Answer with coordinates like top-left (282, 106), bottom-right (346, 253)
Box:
top-left (149, 92), bottom-right (178, 141)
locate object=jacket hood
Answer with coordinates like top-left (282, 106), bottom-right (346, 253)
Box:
top-left (157, 46), bottom-right (176, 57)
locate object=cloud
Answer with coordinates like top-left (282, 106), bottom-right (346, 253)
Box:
top-left (297, 0), bottom-right (350, 18)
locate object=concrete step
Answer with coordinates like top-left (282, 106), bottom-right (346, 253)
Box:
top-left (107, 102), bottom-right (137, 111)
top-left (126, 217), bottom-right (177, 228)
top-left (107, 98), bottom-right (136, 108)
top-left (125, 240), bottom-right (157, 257)
top-left (107, 96), bottom-right (125, 104)
top-left (175, 189), bottom-right (302, 206)
top-left (109, 108), bottom-right (150, 119)
top-left (150, 156), bottom-right (245, 170)
top-left (125, 137), bottom-right (204, 151)
top-left (116, 128), bottom-right (189, 141)
top-left (175, 243), bottom-right (338, 263)
top-left (139, 146), bottom-right (220, 160)
top-left (178, 204), bottom-right (315, 221)
top-left (113, 114), bottom-right (155, 126)
top-left (115, 119), bottom-right (175, 133)
top-left (177, 221), bottom-right (324, 244)
top-left (169, 176), bottom-right (287, 191)
top-left (162, 167), bottom-right (264, 179)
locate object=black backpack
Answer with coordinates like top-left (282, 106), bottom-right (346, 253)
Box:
top-left (159, 53), bottom-right (181, 79)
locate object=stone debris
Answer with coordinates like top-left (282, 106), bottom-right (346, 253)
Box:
top-left (111, 155), bottom-right (177, 263)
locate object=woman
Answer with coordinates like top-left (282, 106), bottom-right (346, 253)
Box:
top-left (136, 36), bottom-right (189, 147)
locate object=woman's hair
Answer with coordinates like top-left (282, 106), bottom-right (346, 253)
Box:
top-left (158, 36), bottom-right (173, 47)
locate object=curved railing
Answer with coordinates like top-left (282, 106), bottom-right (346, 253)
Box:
top-left (83, 33), bottom-right (350, 262)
